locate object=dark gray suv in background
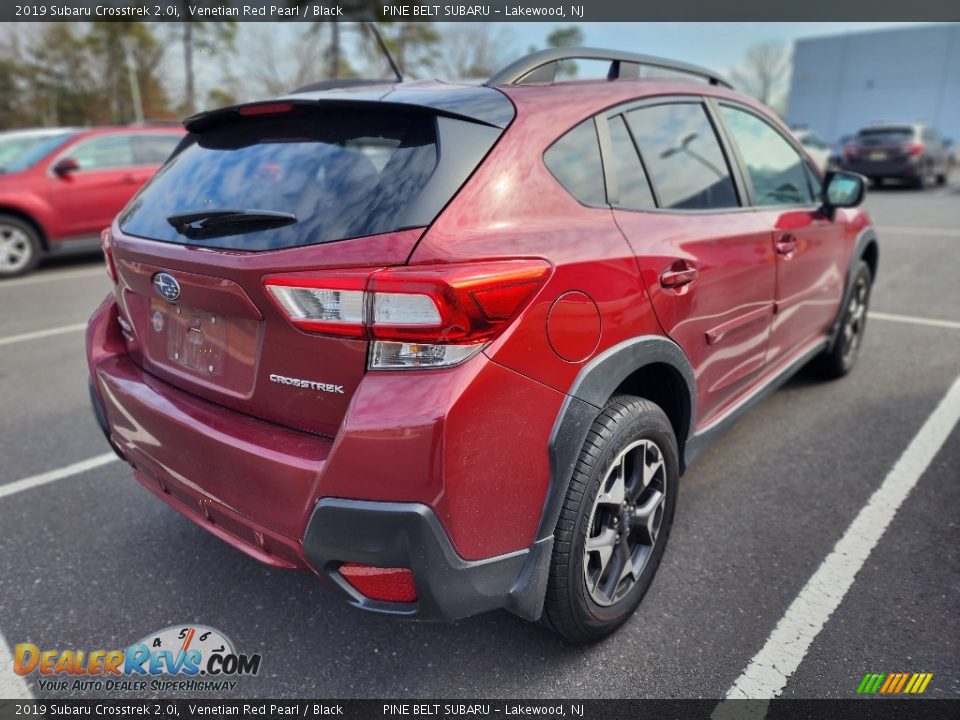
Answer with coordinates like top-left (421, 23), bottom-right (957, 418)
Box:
top-left (843, 122), bottom-right (950, 188)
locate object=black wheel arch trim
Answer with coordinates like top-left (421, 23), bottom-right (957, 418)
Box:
top-left (828, 226), bottom-right (879, 351)
top-left (504, 335), bottom-right (697, 621)
top-left (537, 335), bottom-right (696, 545)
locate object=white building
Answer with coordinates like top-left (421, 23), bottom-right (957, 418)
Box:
top-left (787, 24), bottom-right (960, 143)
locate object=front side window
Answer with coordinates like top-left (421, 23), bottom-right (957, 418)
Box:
top-left (67, 135), bottom-right (136, 171)
top-left (626, 103), bottom-right (739, 210)
top-left (720, 106), bottom-right (815, 206)
top-left (543, 119), bottom-right (607, 207)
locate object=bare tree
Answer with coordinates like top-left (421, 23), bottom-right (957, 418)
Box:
top-left (238, 25), bottom-right (328, 98)
top-left (438, 24), bottom-right (515, 80)
top-left (547, 25), bottom-right (584, 78)
top-left (730, 42), bottom-right (792, 113)
top-left (176, 1), bottom-right (236, 114)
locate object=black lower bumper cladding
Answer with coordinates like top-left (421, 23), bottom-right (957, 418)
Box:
top-left (303, 498), bottom-right (552, 622)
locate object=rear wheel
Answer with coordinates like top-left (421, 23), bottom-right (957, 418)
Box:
top-left (0, 215), bottom-right (42, 278)
top-left (541, 396), bottom-right (678, 643)
top-left (814, 261), bottom-right (872, 379)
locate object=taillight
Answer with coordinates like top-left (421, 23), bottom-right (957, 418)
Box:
top-left (902, 142), bottom-right (924, 156)
top-left (263, 260), bottom-right (551, 369)
top-left (101, 228), bottom-right (117, 283)
top-left (844, 144), bottom-right (859, 158)
top-left (338, 563), bottom-right (417, 603)
top-left (264, 270), bottom-right (368, 337)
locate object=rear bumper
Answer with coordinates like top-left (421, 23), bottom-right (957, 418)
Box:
top-left (304, 499), bottom-right (551, 621)
top-left (87, 297), bottom-right (560, 620)
top-left (844, 158), bottom-right (917, 178)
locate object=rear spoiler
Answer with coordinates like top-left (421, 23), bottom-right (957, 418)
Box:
top-left (184, 90), bottom-right (515, 133)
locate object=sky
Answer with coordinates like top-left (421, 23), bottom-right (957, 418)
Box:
top-left (559, 22), bottom-right (923, 72)
top-left (189, 21), bottom-right (941, 103)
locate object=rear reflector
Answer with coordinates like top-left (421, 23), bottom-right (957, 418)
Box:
top-left (338, 563), bottom-right (417, 603)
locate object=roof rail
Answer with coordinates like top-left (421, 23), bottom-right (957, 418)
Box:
top-left (485, 47), bottom-right (733, 90)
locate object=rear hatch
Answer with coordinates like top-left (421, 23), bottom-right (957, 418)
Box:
top-left (851, 126), bottom-right (916, 164)
top-left (109, 97), bottom-right (509, 437)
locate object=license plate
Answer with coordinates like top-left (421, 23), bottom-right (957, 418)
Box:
top-left (869, 151), bottom-right (887, 161)
top-left (150, 300), bottom-right (227, 377)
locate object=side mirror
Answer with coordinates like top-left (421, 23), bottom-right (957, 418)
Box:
top-left (52, 157), bottom-right (80, 177)
top-left (821, 171), bottom-right (866, 218)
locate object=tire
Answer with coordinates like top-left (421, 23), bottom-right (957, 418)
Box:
top-left (814, 261), bottom-right (872, 379)
top-left (541, 396), bottom-right (679, 644)
top-left (0, 214), bottom-right (42, 278)
top-left (936, 172), bottom-right (947, 186)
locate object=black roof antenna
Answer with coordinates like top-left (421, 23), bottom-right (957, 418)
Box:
top-left (366, 22), bottom-right (403, 84)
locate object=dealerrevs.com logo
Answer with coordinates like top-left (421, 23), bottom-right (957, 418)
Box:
top-left (14, 625), bottom-right (262, 693)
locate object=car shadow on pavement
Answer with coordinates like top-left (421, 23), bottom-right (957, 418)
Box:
top-left (117, 499), bottom-right (590, 698)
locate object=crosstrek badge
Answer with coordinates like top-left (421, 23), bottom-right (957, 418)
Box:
top-left (269, 373), bottom-right (345, 394)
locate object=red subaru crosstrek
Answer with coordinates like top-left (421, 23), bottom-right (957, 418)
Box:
top-left (87, 49), bottom-right (877, 642)
top-left (0, 125), bottom-right (184, 277)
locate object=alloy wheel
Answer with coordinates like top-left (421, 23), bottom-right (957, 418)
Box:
top-left (583, 438), bottom-right (667, 607)
top-left (842, 274), bottom-right (869, 365)
top-left (0, 224), bottom-right (34, 274)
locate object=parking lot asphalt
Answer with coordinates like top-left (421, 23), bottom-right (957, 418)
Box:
top-left (0, 179), bottom-right (957, 700)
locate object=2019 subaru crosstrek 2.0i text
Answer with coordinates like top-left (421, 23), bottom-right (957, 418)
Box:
top-left (87, 49), bottom-right (877, 643)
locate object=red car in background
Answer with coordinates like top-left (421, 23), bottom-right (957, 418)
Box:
top-left (0, 125), bottom-right (184, 277)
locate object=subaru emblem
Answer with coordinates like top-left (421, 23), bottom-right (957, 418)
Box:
top-left (154, 272), bottom-right (181, 303)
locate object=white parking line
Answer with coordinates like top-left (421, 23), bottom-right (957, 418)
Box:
top-left (0, 323), bottom-right (87, 348)
top-left (726, 374), bottom-right (960, 699)
top-left (0, 453), bottom-right (119, 501)
top-left (0, 629), bottom-right (32, 699)
top-left (878, 226), bottom-right (960, 238)
top-left (0, 267), bottom-right (104, 289)
top-left (869, 311), bottom-right (960, 330)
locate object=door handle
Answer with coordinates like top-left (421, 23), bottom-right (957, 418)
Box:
top-left (660, 262), bottom-right (698, 289)
top-left (775, 233), bottom-right (797, 255)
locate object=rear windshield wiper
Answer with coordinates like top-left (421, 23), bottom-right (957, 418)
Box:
top-left (167, 209), bottom-right (297, 239)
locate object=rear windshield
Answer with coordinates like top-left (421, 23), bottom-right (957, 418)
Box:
top-left (120, 110), bottom-right (440, 251)
top-left (858, 127), bottom-right (914, 144)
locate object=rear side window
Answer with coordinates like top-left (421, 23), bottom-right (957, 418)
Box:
top-left (626, 103), bottom-right (738, 210)
top-left (720, 106), bottom-right (815, 206)
top-left (69, 135), bottom-right (136, 171)
top-left (543, 119), bottom-right (607, 207)
top-left (607, 115), bottom-right (655, 211)
top-left (120, 110), bottom-right (440, 251)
